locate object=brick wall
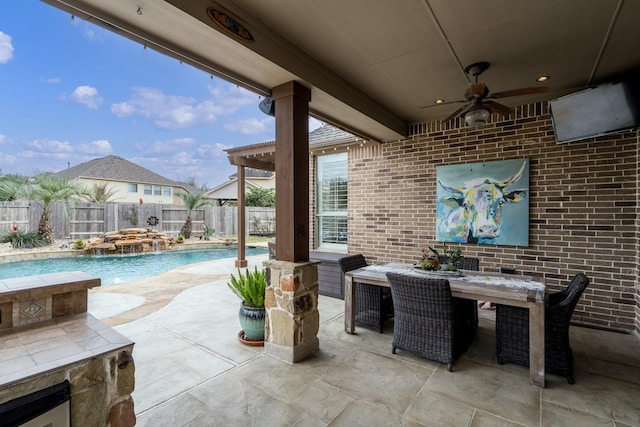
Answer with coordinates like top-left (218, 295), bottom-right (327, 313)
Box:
top-left (345, 102), bottom-right (639, 333)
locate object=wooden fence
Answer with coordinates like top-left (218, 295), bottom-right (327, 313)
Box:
top-left (0, 201), bottom-right (275, 240)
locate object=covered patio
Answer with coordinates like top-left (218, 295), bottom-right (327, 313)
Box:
top-left (22, 0), bottom-right (640, 423)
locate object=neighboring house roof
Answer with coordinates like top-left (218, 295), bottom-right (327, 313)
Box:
top-left (176, 182), bottom-right (203, 194)
top-left (206, 178), bottom-right (261, 200)
top-left (229, 167), bottom-right (274, 180)
top-left (53, 155), bottom-right (181, 187)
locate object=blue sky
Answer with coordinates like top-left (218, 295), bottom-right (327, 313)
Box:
top-left (0, 1), bottom-right (321, 188)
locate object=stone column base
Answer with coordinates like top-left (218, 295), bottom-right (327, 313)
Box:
top-left (263, 259), bottom-right (320, 363)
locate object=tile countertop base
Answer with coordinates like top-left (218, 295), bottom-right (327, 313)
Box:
top-left (0, 272), bottom-right (136, 426)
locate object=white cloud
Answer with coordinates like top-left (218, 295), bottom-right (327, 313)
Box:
top-left (224, 117), bottom-right (274, 135)
top-left (77, 139), bottom-right (112, 155)
top-left (41, 77), bottom-right (62, 84)
top-left (26, 138), bottom-right (74, 153)
top-left (84, 27), bottom-right (95, 42)
top-left (111, 85), bottom-right (261, 131)
top-left (111, 87), bottom-right (220, 130)
top-left (208, 85), bottom-right (256, 112)
top-left (0, 134), bottom-right (6, 144)
top-left (70, 85), bottom-right (103, 109)
top-left (0, 32), bottom-right (13, 64)
top-left (136, 138), bottom-right (195, 155)
top-left (197, 143), bottom-right (232, 158)
top-left (111, 102), bottom-right (135, 117)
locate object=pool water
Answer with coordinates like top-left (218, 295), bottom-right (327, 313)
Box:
top-left (0, 247), bottom-right (267, 287)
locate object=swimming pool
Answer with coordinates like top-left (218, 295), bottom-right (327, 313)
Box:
top-left (0, 247), bottom-right (267, 287)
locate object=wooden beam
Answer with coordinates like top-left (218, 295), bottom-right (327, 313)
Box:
top-left (273, 81), bottom-right (311, 262)
top-left (235, 165), bottom-right (247, 268)
top-left (228, 155), bottom-right (275, 171)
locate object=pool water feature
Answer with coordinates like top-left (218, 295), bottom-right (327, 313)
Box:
top-left (0, 247), bottom-right (267, 287)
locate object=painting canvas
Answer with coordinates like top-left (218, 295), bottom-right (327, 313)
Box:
top-left (436, 158), bottom-right (529, 246)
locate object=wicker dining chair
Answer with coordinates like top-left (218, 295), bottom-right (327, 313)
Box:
top-left (495, 273), bottom-right (590, 384)
top-left (386, 272), bottom-right (476, 371)
top-left (439, 256), bottom-right (480, 326)
top-left (339, 254), bottom-right (393, 333)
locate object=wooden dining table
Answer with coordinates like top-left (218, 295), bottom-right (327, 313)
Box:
top-left (344, 263), bottom-right (547, 387)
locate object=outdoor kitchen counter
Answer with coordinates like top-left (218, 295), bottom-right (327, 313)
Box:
top-left (0, 312), bottom-right (134, 387)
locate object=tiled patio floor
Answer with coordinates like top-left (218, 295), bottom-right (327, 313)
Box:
top-left (88, 254), bottom-right (640, 426)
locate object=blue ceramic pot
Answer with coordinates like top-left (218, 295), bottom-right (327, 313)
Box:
top-left (239, 304), bottom-right (265, 341)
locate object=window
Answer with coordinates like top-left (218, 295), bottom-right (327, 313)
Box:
top-left (128, 183), bottom-right (138, 193)
top-left (144, 185), bottom-right (152, 195)
top-left (316, 152), bottom-right (348, 249)
top-left (163, 186), bottom-right (171, 197)
top-left (154, 185), bottom-right (161, 196)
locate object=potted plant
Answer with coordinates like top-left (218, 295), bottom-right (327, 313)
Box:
top-left (427, 243), bottom-right (463, 271)
top-left (227, 266), bottom-right (267, 344)
top-left (73, 239), bottom-right (85, 250)
top-left (419, 247), bottom-right (439, 270)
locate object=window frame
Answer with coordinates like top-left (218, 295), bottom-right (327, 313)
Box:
top-left (315, 151), bottom-right (348, 250)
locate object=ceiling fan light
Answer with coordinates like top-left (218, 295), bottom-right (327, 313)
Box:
top-left (464, 108), bottom-right (491, 126)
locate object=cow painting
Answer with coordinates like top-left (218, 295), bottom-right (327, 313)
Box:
top-left (436, 159), bottom-right (529, 246)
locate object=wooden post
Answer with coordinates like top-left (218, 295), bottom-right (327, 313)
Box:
top-left (272, 81), bottom-right (311, 262)
top-left (235, 165), bottom-right (247, 268)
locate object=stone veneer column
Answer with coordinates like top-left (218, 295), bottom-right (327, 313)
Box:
top-left (263, 259), bottom-right (319, 362)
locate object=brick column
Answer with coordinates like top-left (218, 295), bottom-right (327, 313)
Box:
top-left (263, 259), bottom-right (319, 362)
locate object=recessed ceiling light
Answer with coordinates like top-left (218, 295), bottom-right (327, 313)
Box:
top-left (435, 99), bottom-right (445, 104)
top-left (536, 75), bottom-right (550, 82)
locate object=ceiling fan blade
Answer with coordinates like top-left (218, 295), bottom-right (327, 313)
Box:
top-left (484, 100), bottom-right (514, 117)
top-left (419, 99), bottom-right (465, 109)
top-left (488, 86), bottom-right (549, 99)
top-left (441, 104), bottom-right (468, 123)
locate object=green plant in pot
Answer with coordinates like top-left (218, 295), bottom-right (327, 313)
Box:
top-left (227, 266), bottom-right (267, 343)
top-left (429, 243), bottom-right (463, 271)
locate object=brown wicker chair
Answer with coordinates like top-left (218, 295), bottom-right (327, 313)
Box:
top-left (495, 273), bottom-right (589, 384)
top-left (386, 272), bottom-right (476, 371)
top-left (339, 254), bottom-right (393, 333)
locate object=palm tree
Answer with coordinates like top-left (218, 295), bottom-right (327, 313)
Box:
top-left (28, 173), bottom-right (90, 244)
top-left (0, 174), bottom-right (30, 201)
top-left (88, 183), bottom-right (118, 203)
top-left (176, 190), bottom-right (214, 239)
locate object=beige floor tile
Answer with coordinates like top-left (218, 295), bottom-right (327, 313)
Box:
top-left (542, 372), bottom-right (640, 426)
top-left (286, 377), bottom-right (354, 423)
top-left (188, 378), bottom-right (305, 427)
top-left (135, 393), bottom-right (212, 427)
top-left (470, 410), bottom-right (533, 427)
top-left (542, 400), bottom-right (616, 426)
top-left (329, 399), bottom-right (403, 427)
top-left (423, 358), bottom-right (541, 426)
top-left (404, 389), bottom-right (475, 426)
top-left (133, 368), bottom-right (206, 413)
top-left (321, 348), bottom-right (432, 414)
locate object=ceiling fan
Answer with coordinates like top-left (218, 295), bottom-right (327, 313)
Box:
top-left (436, 62), bottom-right (549, 126)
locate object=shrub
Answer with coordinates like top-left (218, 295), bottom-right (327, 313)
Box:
top-left (202, 224), bottom-right (215, 240)
top-left (0, 230), bottom-right (49, 249)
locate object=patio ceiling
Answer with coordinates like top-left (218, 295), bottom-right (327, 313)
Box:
top-left (44, 0), bottom-right (640, 143)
